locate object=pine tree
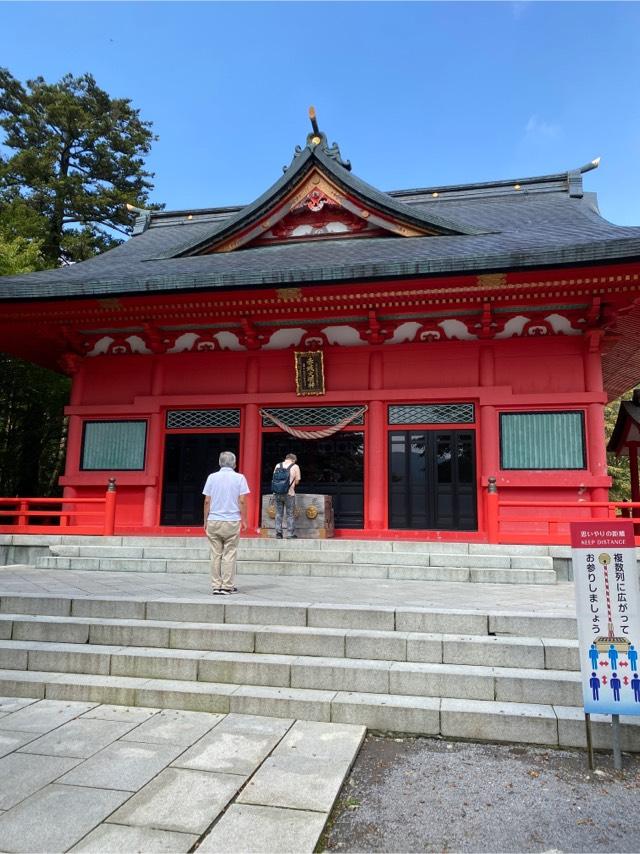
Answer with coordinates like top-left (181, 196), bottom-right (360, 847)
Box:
top-left (0, 68), bottom-right (157, 264)
top-left (0, 69), bottom-right (159, 497)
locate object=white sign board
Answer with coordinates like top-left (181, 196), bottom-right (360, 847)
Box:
top-left (571, 521), bottom-right (640, 716)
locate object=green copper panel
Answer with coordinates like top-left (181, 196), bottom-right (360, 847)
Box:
top-left (500, 411), bottom-right (585, 470)
top-left (82, 421), bottom-right (147, 470)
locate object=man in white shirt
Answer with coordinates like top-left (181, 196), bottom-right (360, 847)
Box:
top-left (202, 450), bottom-right (250, 594)
top-left (274, 453), bottom-right (301, 539)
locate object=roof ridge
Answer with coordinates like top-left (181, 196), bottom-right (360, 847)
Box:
top-left (387, 159), bottom-right (600, 200)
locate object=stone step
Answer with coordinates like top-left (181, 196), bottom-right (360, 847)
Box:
top-left (0, 639), bottom-right (581, 705)
top-left (48, 543), bottom-right (554, 569)
top-left (46, 542), bottom-right (556, 568)
top-left (0, 668), bottom-right (637, 750)
top-left (0, 616), bottom-right (579, 668)
top-left (0, 612), bottom-right (585, 707)
top-left (0, 624), bottom-right (580, 676)
top-left (35, 555), bottom-right (557, 584)
top-left (0, 594), bottom-right (579, 638)
top-left (20, 535), bottom-right (552, 554)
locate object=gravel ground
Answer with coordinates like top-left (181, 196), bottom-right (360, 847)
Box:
top-left (319, 735), bottom-right (640, 853)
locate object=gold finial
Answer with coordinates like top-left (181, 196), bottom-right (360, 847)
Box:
top-left (308, 105), bottom-right (321, 144)
top-left (309, 105), bottom-right (319, 134)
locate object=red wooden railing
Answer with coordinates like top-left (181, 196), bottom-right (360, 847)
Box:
top-left (485, 477), bottom-right (640, 545)
top-left (0, 479), bottom-right (117, 536)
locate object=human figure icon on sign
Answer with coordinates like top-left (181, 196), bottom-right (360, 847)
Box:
top-left (589, 644), bottom-right (599, 669)
top-left (610, 672), bottom-right (622, 702)
top-left (608, 644), bottom-right (619, 671)
top-left (631, 673), bottom-right (640, 703)
top-left (628, 644), bottom-right (638, 671)
top-left (589, 671), bottom-right (600, 701)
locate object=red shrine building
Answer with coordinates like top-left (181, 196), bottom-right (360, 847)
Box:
top-left (2, 118), bottom-right (640, 540)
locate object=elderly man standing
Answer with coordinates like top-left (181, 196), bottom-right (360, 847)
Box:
top-left (202, 450), bottom-right (249, 595)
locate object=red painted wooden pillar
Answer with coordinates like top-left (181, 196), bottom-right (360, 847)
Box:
top-left (366, 401), bottom-right (386, 530)
top-left (242, 357), bottom-right (261, 534)
top-left (584, 334), bottom-right (608, 512)
top-left (479, 345), bottom-right (498, 536)
top-left (366, 351), bottom-right (386, 530)
top-left (629, 445), bottom-right (640, 516)
top-left (143, 413), bottom-right (162, 527)
top-left (62, 360), bottom-right (85, 502)
top-left (143, 358), bottom-right (164, 527)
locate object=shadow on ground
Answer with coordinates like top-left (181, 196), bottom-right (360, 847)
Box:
top-left (320, 734), bottom-right (640, 853)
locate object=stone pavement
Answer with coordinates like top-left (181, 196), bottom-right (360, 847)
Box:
top-left (0, 564), bottom-right (576, 614)
top-left (0, 696), bottom-right (364, 853)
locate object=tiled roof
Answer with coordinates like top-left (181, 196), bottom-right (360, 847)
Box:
top-left (2, 142), bottom-right (640, 301)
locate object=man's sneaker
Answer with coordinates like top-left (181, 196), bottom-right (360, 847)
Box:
top-left (287, 534), bottom-right (298, 539)
top-left (219, 589), bottom-right (232, 595)
top-left (212, 589), bottom-right (223, 596)
top-left (275, 532), bottom-right (283, 539)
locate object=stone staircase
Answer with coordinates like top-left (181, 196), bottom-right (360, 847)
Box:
top-left (0, 591), bottom-right (638, 751)
top-left (33, 537), bottom-right (561, 585)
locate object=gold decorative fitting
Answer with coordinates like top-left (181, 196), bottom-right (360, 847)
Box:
top-left (97, 298), bottom-right (122, 310)
top-left (514, 184), bottom-right (521, 190)
top-left (311, 136), bottom-right (321, 145)
top-left (187, 215), bottom-right (193, 220)
top-left (432, 192), bottom-right (439, 198)
top-left (276, 287), bottom-right (302, 302)
top-left (306, 506), bottom-right (318, 520)
top-left (476, 273), bottom-right (507, 290)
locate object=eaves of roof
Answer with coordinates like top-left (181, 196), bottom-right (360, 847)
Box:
top-left (2, 233), bottom-right (640, 302)
top-left (607, 399), bottom-right (640, 453)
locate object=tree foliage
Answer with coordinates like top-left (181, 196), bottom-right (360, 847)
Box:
top-left (0, 356), bottom-right (70, 497)
top-left (0, 69), bottom-right (159, 497)
top-left (0, 68), bottom-right (157, 264)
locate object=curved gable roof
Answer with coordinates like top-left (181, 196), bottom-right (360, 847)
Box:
top-left (151, 140), bottom-right (483, 260)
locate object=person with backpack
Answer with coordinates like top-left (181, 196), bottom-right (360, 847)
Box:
top-left (272, 453), bottom-right (301, 539)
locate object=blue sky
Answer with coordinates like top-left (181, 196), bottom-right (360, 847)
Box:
top-left (1, 1), bottom-right (639, 224)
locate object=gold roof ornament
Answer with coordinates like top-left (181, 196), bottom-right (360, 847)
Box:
top-left (309, 106), bottom-right (322, 146)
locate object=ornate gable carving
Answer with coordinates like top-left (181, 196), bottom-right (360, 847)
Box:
top-left (257, 188), bottom-right (375, 244)
top-left (205, 169), bottom-right (427, 254)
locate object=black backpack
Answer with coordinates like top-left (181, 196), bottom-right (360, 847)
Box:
top-left (271, 463), bottom-right (291, 495)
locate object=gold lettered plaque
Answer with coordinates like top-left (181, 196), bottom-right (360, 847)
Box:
top-left (294, 350), bottom-right (325, 396)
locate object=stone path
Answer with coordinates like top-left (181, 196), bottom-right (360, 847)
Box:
top-left (0, 564), bottom-right (576, 614)
top-left (0, 696), bottom-right (364, 853)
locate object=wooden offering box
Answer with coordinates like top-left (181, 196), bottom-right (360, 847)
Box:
top-left (260, 494), bottom-right (334, 539)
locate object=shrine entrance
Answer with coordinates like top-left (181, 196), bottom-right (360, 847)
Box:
top-left (261, 433), bottom-right (365, 529)
top-left (388, 430), bottom-right (477, 530)
top-left (160, 433), bottom-right (240, 526)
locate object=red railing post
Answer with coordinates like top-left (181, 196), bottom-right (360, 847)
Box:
top-left (17, 500), bottom-right (28, 527)
top-left (486, 477), bottom-right (499, 543)
top-left (104, 478), bottom-right (117, 536)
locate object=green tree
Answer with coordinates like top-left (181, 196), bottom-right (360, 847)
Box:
top-left (0, 210), bottom-right (69, 497)
top-left (0, 68), bottom-right (157, 264)
top-left (0, 232), bottom-right (43, 276)
top-left (0, 69), bottom-right (159, 498)
top-left (0, 356), bottom-right (70, 497)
